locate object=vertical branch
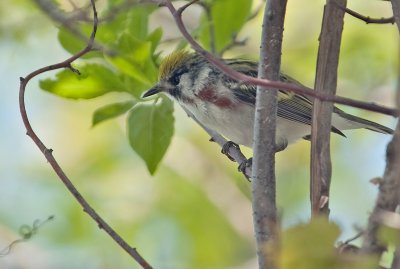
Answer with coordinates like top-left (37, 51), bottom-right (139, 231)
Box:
top-left (310, 0), bottom-right (346, 217)
top-left (361, 122), bottom-right (400, 255)
top-left (392, 248), bottom-right (400, 269)
top-left (362, 2), bottom-right (400, 256)
top-left (251, 0), bottom-right (287, 268)
top-left (394, 2), bottom-right (400, 263)
top-left (392, 0), bottom-right (400, 30)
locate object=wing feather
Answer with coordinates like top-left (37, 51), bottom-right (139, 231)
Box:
top-left (224, 59), bottom-right (345, 137)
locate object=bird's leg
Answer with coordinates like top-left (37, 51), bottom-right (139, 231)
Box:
top-left (221, 141), bottom-right (240, 161)
top-left (238, 157), bottom-right (252, 172)
top-left (238, 141), bottom-right (287, 180)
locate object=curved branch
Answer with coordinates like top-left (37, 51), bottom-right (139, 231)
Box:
top-left (18, 1), bottom-right (152, 268)
top-left (332, 2), bottom-right (395, 24)
top-left (160, 0), bottom-right (399, 117)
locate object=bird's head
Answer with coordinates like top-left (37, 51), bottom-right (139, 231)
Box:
top-left (142, 50), bottom-right (212, 102)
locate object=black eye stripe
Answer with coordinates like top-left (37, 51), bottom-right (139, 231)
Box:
top-left (169, 68), bottom-right (188, 85)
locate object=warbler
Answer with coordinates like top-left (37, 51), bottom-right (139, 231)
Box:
top-left (142, 50), bottom-right (393, 151)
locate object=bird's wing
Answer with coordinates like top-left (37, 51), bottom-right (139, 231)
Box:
top-left (224, 60), bottom-right (345, 136)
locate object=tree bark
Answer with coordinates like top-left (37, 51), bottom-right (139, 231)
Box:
top-left (310, 0), bottom-right (346, 216)
top-left (251, 0), bottom-right (287, 268)
top-left (362, 1), bottom-right (400, 254)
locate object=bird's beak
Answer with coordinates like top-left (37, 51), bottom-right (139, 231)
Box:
top-left (142, 84), bottom-right (162, 98)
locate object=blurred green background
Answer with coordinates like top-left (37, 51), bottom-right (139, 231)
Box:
top-left (0, 0), bottom-right (398, 268)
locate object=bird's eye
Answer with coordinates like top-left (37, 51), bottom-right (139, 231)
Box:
top-left (170, 73), bottom-right (181, 85)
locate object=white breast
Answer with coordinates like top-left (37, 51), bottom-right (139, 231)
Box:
top-left (180, 98), bottom-right (313, 149)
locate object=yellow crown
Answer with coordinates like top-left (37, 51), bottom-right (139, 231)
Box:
top-left (158, 50), bottom-right (192, 80)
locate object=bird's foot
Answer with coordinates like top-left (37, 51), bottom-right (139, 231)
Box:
top-left (221, 141), bottom-right (240, 161)
top-left (238, 158), bottom-right (252, 181)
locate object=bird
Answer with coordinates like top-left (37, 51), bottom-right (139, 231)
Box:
top-left (142, 50), bottom-right (393, 152)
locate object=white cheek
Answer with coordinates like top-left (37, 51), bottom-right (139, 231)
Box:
top-left (179, 73), bottom-right (194, 98)
top-left (179, 67), bottom-right (212, 98)
top-left (195, 67), bottom-right (212, 91)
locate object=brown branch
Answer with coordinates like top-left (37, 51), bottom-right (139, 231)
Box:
top-left (392, 247), bottom-right (400, 269)
top-left (219, 33), bottom-right (248, 56)
top-left (18, 1), bottom-right (152, 268)
top-left (218, 2), bottom-right (263, 56)
top-left (99, 0), bottom-right (159, 22)
top-left (310, 0), bottom-right (346, 217)
top-left (362, 2), bottom-right (400, 256)
top-left (335, 3), bottom-right (395, 24)
top-left (34, 0), bottom-right (92, 42)
top-left (251, 0), bottom-right (287, 268)
top-left (361, 117), bottom-right (400, 257)
top-left (159, 0), bottom-right (399, 117)
top-left (392, 0), bottom-right (400, 31)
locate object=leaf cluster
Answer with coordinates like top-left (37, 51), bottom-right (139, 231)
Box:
top-left (39, 0), bottom-right (254, 174)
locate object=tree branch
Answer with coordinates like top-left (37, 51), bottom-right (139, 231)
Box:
top-left (310, 0), bottom-right (346, 217)
top-left (333, 2), bottom-right (395, 24)
top-left (361, 1), bottom-right (400, 258)
top-left (159, 0), bottom-right (398, 117)
top-left (392, 247), bottom-right (400, 269)
top-left (361, 130), bottom-right (400, 255)
top-left (392, 0), bottom-right (400, 31)
top-left (361, 103), bottom-right (400, 256)
top-left (251, 1), bottom-right (287, 268)
top-left (18, 1), bottom-right (152, 268)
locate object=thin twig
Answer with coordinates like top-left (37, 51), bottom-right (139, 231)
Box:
top-left (248, 2), bottom-right (265, 21)
top-left (0, 216), bottom-right (54, 257)
top-left (159, 0), bottom-right (399, 117)
top-left (219, 33), bottom-right (248, 56)
top-left (344, 231), bottom-right (364, 245)
top-left (334, 2), bottom-right (395, 24)
top-left (218, 2), bottom-right (263, 56)
top-left (18, 1), bottom-right (152, 268)
top-left (99, 0), bottom-right (158, 22)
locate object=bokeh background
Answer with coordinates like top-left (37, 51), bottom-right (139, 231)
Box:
top-left (0, 0), bottom-right (398, 268)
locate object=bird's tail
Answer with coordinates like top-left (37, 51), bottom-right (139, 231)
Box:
top-left (335, 109), bottom-right (394, 134)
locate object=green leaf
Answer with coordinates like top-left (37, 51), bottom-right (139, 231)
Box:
top-left (146, 27), bottom-right (163, 53)
top-left (40, 64), bottom-right (125, 99)
top-left (92, 100), bottom-right (136, 127)
top-left (102, 5), bottom-right (156, 42)
top-left (281, 218), bottom-right (340, 269)
top-left (127, 97), bottom-right (174, 174)
top-left (106, 55), bottom-right (154, 87)
top-left (58, 26), bottom-right (102, 59)
top-left (379, 224), bottom-right (400, 246)
top-left (104, 32), bottom-right (159, 95)
top-left (199, 0), bottom-right (252, 53)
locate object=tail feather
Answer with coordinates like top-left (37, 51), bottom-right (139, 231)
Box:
top-left (335, 109), bottom-right (394, 134)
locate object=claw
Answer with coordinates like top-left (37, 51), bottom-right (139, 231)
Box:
top-left (221, 141), bottom-right (240, 161)
top-left (238, 157), bottom-right (252, 180)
